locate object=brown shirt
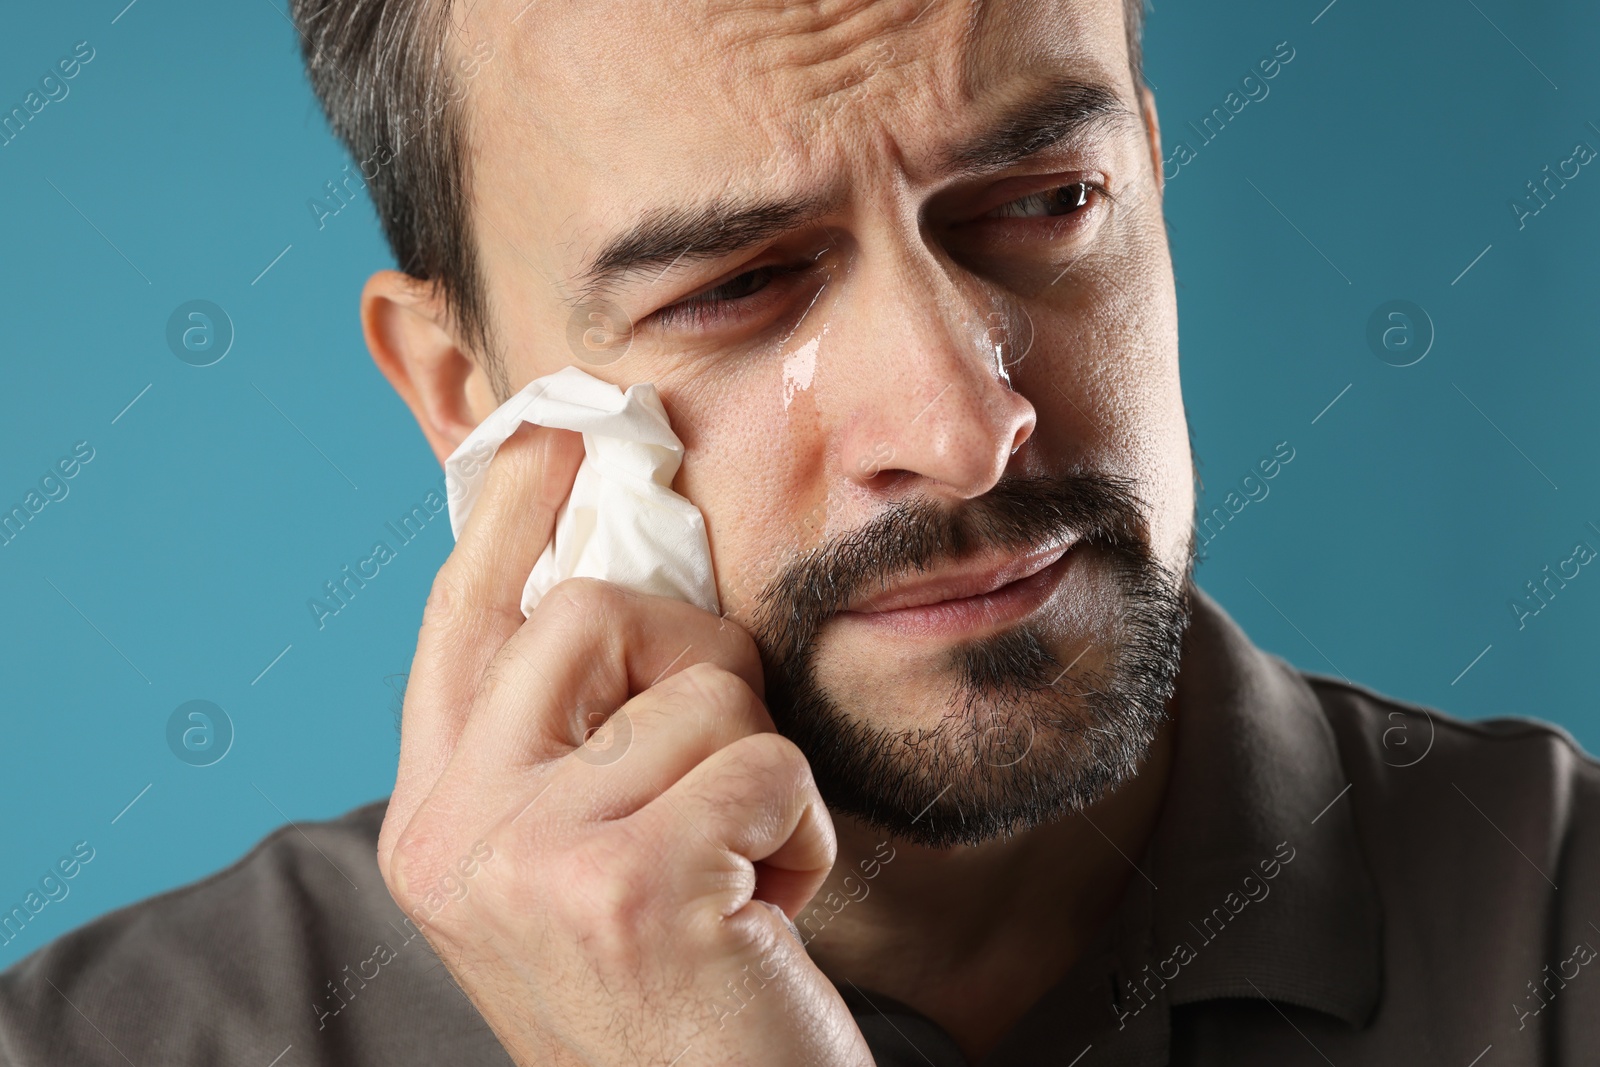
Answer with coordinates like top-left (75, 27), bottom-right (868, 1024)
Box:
top-left (4, 586), bottom-right (1598, 1065)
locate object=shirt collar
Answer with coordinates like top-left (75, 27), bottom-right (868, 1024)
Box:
top-left (1142, 582), bottom-right (1383, 1026)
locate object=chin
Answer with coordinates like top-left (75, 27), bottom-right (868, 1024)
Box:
top-left (769, 561), bottom-right (1192, 850)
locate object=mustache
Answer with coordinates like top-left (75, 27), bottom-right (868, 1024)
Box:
top-left (750, 471), bottom-right (1153, 666)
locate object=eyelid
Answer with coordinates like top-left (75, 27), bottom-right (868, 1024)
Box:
top-left (650, 272), bottom-right (772, 329)
top-left (977, 177), bottom-right (1114, 221)
top-left (947, 166), bottom-right (1113, 223)
top-left (648, 263), bottom-right (795, 330)
top-left (647, 245), bottom-right (832, 330)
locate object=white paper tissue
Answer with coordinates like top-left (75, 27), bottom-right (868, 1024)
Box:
top-left (444, 366), bottom-right (719, 617)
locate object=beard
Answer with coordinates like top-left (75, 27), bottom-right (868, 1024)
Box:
top-left (747, 472), bottom-right (1195, 849)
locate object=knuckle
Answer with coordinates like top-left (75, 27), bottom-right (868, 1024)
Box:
top-left (673, 661), bottom-right (753, 709)
top-left (740, 731), bottom-right (813, 788)
top-left (552, 829), bottom-right (660, 949)
top-left (420, 570), bottom-right (463, 631)
top-left (382, 820), bottom-right (441, 915)
top-left (428, 550), bottom-right (525, 641)
top-left (654, 661), bottom-right (772, 738)
top-left (536, 577), bottom-right (628, 630)
top-left (424, 555), bottom-right (523, 640)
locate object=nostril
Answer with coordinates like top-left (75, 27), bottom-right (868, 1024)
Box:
top-left (1007, 400), bottom-right (1037, 456)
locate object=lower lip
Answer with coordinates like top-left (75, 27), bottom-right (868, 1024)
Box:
top-left (838, 544), bottom-right (1078, 639)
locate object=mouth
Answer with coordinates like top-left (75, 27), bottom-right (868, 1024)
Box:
top-left (835, 538), bottom-right (1078, 639)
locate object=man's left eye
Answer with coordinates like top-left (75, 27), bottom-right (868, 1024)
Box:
top-left (984, 182), bottom-right (1095, 219)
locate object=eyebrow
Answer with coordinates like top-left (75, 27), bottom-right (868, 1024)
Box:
top-left (573, 192), bottom-right (835, 305)
top-left (569, 76), bottom-right (1138, 304)
top-left (940, 77), bottom-right (1138, 171)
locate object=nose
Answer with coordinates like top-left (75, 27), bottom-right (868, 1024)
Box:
top-left (830, 249), bottom-right (1036, 501)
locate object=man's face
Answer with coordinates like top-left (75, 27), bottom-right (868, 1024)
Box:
top-left (450, 0), bottom-right (1195, 845)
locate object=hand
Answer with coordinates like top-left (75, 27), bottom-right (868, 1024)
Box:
top-left (376, 425), bottom-right (873, 1067)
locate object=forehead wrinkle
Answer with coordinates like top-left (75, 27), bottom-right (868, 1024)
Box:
top-left (703, 0), bottom-right (926, 59)
top-left (705, 0), bottom-right (978, 109)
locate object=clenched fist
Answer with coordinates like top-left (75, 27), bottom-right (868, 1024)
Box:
top-left (375, 424), bottom-right (873, 1066)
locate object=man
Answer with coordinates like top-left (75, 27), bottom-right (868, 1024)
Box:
top-left (3, 0), bottom-right (1598, 1064)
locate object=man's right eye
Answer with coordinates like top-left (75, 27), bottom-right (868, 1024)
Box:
top-left (651, 265), bottom-right (786, 330)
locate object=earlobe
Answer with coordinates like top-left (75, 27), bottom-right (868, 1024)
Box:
top-left (361, 270), bottom-right (493, 465)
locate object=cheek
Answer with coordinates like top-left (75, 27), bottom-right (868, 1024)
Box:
top-left (663, 365), bottom-right (833, 622)
top-left (1015, 252), bottom-right (1189, 559)
top-left (1017, 289), bottom-right (1173, 465)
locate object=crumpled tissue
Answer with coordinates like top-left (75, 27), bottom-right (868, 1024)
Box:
top-left (444, 365), bottom-right (719, 618)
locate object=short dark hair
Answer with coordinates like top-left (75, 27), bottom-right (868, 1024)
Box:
top-left (291, 0), bottom-right (508, 393)
top-left (290, 0), bottom-right (1149, 391)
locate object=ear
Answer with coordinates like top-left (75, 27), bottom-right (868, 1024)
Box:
top-left (1138, 83), bottom-right (1164, 200)
top-left (361, 270), bottom-right (501, 466)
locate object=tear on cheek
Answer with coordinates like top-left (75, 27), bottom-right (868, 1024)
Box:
top-left (782, 328), bottom-right (822, 409)
top-left (980, 297), bottom-right (1036, 383)
top-left (779, 281), bottom-right (831, 411)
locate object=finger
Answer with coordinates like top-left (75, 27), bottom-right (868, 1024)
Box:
top-left (632, 731), bottom-right (836, 920)
top-left (454, 578), bottom-right (763, 765)
top-left (426, 423), bottom-right (585, 676)
top-left (431, 588), bottom-right (765, 831)
top-left (545, 662), bottom-right (775, 819)
top-left (399, 664), bottom-right (773, 898)
top-left (389, 424), bottom-right (584, 848)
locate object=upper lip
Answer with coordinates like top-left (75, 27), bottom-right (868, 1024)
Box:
top-left (843, 538), bottom-right (1075, 614)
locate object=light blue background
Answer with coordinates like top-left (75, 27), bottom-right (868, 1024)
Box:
top-left (2, 0), bottom-right (1596, 966)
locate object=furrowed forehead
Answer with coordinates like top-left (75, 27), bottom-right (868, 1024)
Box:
top-left (454, 0), bottom-right (1137, 294)
top-left (465, 0), bottom-right (1131, 140)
